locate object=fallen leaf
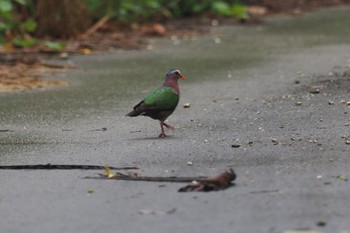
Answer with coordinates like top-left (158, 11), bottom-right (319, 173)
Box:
top-left (337, 175), bottom-right (348, 181)
top-left (178, 169), bottom-right (236, 192)
top-left (246, 6), bottom-right (268, 16)
top-left (140, 23), bottom-right (166, 36)
top-left (87, 188), bottom-right (94, 193)
top-left (105, 165), bottom-right (118, 178)
top-left (80, 48), bottom-right (91, 54)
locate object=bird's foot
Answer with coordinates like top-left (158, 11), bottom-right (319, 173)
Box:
top-left (159, 133), bottom-right (167, 138)
top-left (163, 122), bottom-right (175, 131)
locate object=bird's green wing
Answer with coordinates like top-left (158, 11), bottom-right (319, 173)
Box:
top-left (144, 86), bottom-right (179, 109)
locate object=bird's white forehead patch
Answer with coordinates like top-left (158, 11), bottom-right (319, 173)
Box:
top-left (169, 69), bottom-right (180, 74)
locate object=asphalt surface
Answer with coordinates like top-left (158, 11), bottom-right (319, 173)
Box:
top-left (1, 6), bottom-right (350, 233)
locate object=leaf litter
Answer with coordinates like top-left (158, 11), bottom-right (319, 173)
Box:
top-left (0, 58), bottom-right (71, 93)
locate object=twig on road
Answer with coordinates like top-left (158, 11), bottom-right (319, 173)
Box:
top-left (86, 168), bottom-right (237, 192)
top-left (0, 164), bottom-right (138, 170)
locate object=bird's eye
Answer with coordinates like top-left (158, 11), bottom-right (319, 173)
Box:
top-left (175, 71), bottom-right (179, 75)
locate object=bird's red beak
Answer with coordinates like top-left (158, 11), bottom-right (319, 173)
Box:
top-left (180, 75), bottom-right (186, 80)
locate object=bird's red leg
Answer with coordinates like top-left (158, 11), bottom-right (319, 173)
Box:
top-left (159, 121), bottom-right (166, 138)
top-left (163, 122), bottom-right (175, 130)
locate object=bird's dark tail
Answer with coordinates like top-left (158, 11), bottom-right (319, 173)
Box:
top-left (126, 100), bottom-right (145, 117)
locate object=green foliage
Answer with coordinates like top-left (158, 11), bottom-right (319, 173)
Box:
top-left (0, 0), bottom-right (14, 27)
top-left (211, 1), bottom-right (249, 20)
top-left (0, 0), bottom-right (39, 47)
top-left (0, 0), bottom-right (12, 12)
top-left (21, 18), bottom-right (37, 32)
top-left (230, 2), bottom-right (250, 20)
top-left (85, 0), bottom-right (163, 22)
top-left (12, 36), bottom-right (37, 47)
top-left (44, 41), bottom-right (65, 51)
top-left (85, 0), bottom-right (248, 22)
top-left (0, 0), bottom-right (249, 48)
top-left (0, 0), bottom-right (64, 49)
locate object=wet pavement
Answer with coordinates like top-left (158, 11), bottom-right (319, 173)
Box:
top-left (1, 6), bottom-right (350, 233)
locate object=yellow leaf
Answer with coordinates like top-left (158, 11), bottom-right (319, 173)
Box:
top-left (105, 165), bottom-right (117, 178)
top-left (87, 188), bottom-right (94, 193)
top-left (80, 48), bottom-right (91, 54)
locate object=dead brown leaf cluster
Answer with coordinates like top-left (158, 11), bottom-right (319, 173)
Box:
top-left (0, 61), bottom-right (69, 93)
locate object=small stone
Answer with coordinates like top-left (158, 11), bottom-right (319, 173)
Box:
top-left (316, 175), bottom-right (322, 179)
top-left (146, 44), bottom-right (154, 50)
top-left (309, 87), bottom-right (320, 94)
top-left (60, 52), bottom-right (69, 59)
top-left (316, 220), bottom-right (326, 227)
top-left (346, 138), bottom-right (350, 145)
top-left (328, 100), bottom-right (335, 105)
top-left (271, 138), bottom-right (279, 145)
top-left (213, 37), bottom-right (221, 44)
top-left (211, 19), bottom-right (219, 26)
top-left (187, 161), bottom-right (193, 166)
top-left (231, 144), bottom-right (241, 148)
top-left (346, 101), bottom-right (350, 106)
top-left (295, 102), bottom-right (302, 106)
top-left (183, 103), bottom-right (191, 108)
top-left (87, 188), bottom-right (94, 193)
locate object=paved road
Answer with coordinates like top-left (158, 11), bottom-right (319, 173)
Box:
top-left (1, 6), bottom-right (350, 233)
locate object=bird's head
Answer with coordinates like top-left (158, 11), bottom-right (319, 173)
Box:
top-left (166, 69), bottom-right (186, 80)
